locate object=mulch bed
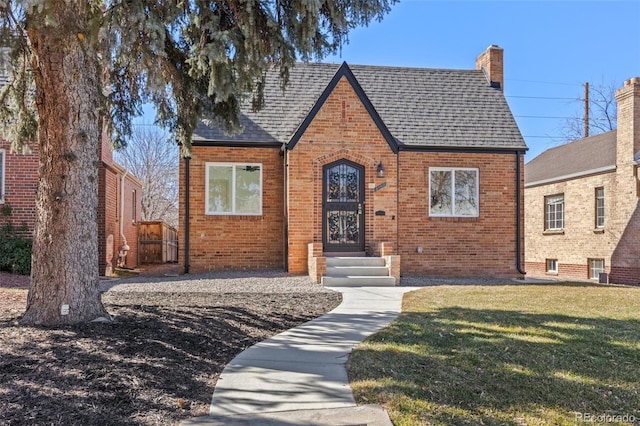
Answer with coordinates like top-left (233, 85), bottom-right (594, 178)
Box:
top-left (0, 273), bottom-right (342, 425)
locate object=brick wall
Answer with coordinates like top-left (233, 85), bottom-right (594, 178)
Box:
top-left (178, 146), bottom-right (285, 273)
top-left (525, 172), bottom-right (617, 281)
top-left (0, 139), bottom-right (38, 236)
top-left (525, 78), bottom-right (640, 285)
top-left (182, 76), bottom-right (525, 279)
top-left (398, 151), bottom-right (522, 278)
top-left (287, 76), bottom-right (398, 274)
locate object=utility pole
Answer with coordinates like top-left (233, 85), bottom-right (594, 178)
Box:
top-left (584, 82), bottom-right (589, 138)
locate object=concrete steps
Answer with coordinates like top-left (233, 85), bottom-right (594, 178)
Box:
top-left (321, 257), bottom-right (396, 287)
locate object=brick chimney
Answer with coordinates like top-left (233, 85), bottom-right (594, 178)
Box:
top-left (476, 45), bottom-right (504, 91)
top-left (615, 77), bottom-right (640, 170)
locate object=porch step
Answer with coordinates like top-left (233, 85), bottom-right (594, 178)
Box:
top-left (322, 257), bottom-right (396, 287)
top-left (321, 276), bottom-right (397, 287)
top-left (326, 257), bottom-right (386, 267)
top-left (326, 266), bottom-right (390, 277)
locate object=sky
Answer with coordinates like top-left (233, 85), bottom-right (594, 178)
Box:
top-left (321, 0), bottom-right (640, 162)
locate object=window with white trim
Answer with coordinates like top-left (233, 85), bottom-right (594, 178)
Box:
top-left (595, 187), bottom-right (604, 228)
top-left (205, 163), bottom-right (262, 215)
top-left (429, 167), bottom-right (479, 217)
top-left (546, 259), bottom-right (558, 274)
top-left (0, 149), bottom-right (4, 203)
top-left (545, 194), bottom-right (564, 230)
top-left (589, 259), bottom-right (605, 280)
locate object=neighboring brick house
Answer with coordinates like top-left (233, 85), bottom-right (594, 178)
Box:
top-left (179, 45), bottom-right (528, 282)
top-left (0, 128), bottom-right (142, 276)
top-left (524, 77), bottom-right (640, 285)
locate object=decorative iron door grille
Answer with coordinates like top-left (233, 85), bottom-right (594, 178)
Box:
top-left (322, 160), bottom-right (365, 252)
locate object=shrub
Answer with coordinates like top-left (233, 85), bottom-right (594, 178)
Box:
top-left (0, 224), bottom-right (32, 275)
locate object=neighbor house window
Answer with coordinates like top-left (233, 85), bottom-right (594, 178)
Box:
top-left (206, 163), bottom-right (262, 215)
top-left (429, 167), bottom-right (479, 217)
top-left (0, 149), bottom-right (4, 203)
top-left (546, 259), bottom-right (558, 274)
top-left (545, 194), bottom-right (564, 230)
top-left (595, 187), bottom-right (604, 228)
top-left (589, 259), bottom-right (605, 280)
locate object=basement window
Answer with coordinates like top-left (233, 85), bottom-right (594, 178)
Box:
top-left (546, 259), bottom-right (558, 274)
top-left (589, 259), bottom-right (605, 280)
top-left (206, 163), bottom-right (262, 215)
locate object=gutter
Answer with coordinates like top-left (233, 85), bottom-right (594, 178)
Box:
top-left (516, 151), bottom-right (526, 276)
top-left (525, 165), bottom-right (616, 188)
top-left (117, 169), bottom-right (130, 267)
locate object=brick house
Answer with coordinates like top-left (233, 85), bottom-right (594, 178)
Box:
top-left (0, 130), bottom-right (142, 276)
top-left (524, 77), bottom-right (640, 285)
top-left (179, 45), bottom-right (528, 282)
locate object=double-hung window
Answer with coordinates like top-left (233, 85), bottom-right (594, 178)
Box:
top-left (429, 167), bottom-right (479, 217)
top-left (545, 194), bottom-right (564, 230)
top-left (206, 163), bottom-right (262, 215)
top-left (0, 149), bottom-right (4, 203)
top-left (595, 187), bottom-right (604, 228)
top-left (589, 259), bottom-right (605, 280)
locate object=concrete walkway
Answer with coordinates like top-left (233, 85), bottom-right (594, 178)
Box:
top-left (182, 286), bottom-right (420, 426)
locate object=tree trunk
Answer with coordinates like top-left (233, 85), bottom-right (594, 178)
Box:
top-left (20, 3), bottom-right (110, 325)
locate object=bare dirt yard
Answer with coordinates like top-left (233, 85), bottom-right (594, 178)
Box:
top-left (0, 270), bottom-right (341, 426)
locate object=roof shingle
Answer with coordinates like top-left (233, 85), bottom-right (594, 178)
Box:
top-left (193, 62), bottom-right (527, 151)
top-left (524, 131), bottom-right (617, 186)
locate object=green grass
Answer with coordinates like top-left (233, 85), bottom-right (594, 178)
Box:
top-left (347, 283), bottom-right (640, 425)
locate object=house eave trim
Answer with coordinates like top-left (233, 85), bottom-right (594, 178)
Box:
top-left (525, 165), bottom-right (616, 188)
top-left (192, 140), bottom-right (282, 148)
top-left (286, 62), bottom-right (399, 154)
top-left (399, 145), bottom-right (527, 154)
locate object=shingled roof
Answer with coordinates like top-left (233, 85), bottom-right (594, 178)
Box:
top-left (193, 62), bottom-right (527, 151)
top-left (524, 131), bottom-right (617, 187)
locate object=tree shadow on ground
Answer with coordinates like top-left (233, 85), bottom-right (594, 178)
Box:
top-left (0, 292), bottom-right (341, 425)
top-left (349, 307), bottom-right (640, 425)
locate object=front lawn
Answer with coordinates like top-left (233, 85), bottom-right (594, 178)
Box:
top-left (347, 283), bottom-right (640, 425)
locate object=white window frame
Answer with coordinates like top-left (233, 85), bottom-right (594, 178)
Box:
top-left (429, 167), bottom-right (479, 217)
top-left (545, 194), bottom-right (564, 231)
top-left (205, 162), bottom-right (262, 216)
top-left (0, 149), bottom-right (5, 204)
top-left (595, 187), bottom-right (605, 228)
top-left (546, 259), bottom-right (558, 274)
top-left (589, 259), bottom-right (605, 280)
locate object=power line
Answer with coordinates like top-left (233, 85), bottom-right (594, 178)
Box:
top-left (506, 95), bottom-right (580, 101)
top-left (514, 115), bottom-right (573, 119)
top-left (505, 78), bottom-right (581, 87)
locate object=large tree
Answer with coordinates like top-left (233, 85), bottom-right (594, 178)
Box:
top-left (0, 0), bottom-right (395, 325)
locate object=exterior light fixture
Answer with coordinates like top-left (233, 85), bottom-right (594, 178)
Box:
top-left (377, 162), bottom-right (385, 178)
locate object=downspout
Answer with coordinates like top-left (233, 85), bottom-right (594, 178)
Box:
top-left (117, 169), bottom-right (130, 267)
top-left (515, 151), bottom-right (526, 276)
top-left (184, 155), bottom-right (191, 274)
top-left (396, 151), bottom-right (400, 258)
top-left (282, 143), bottom-right (289, 271)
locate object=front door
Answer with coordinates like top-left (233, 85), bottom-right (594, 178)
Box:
top-left (322, 160), bottom-right (365, 252)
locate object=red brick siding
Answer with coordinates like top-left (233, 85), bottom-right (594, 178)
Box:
top-left (2, 135), bottom-right (140, 275)
top-left (0, 139), bottom-right (38, 236)
top-left (178, 147), bottom-right (284, 273)
top-left (398, 151), bottom-right (522, 278)
top-left (286, 77), bottom-right (398, 273)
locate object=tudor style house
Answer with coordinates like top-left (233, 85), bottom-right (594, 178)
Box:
top-left (179, 45), bottom-right (528, 283)
top-left (525, 77), bottom-right (640, 285)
